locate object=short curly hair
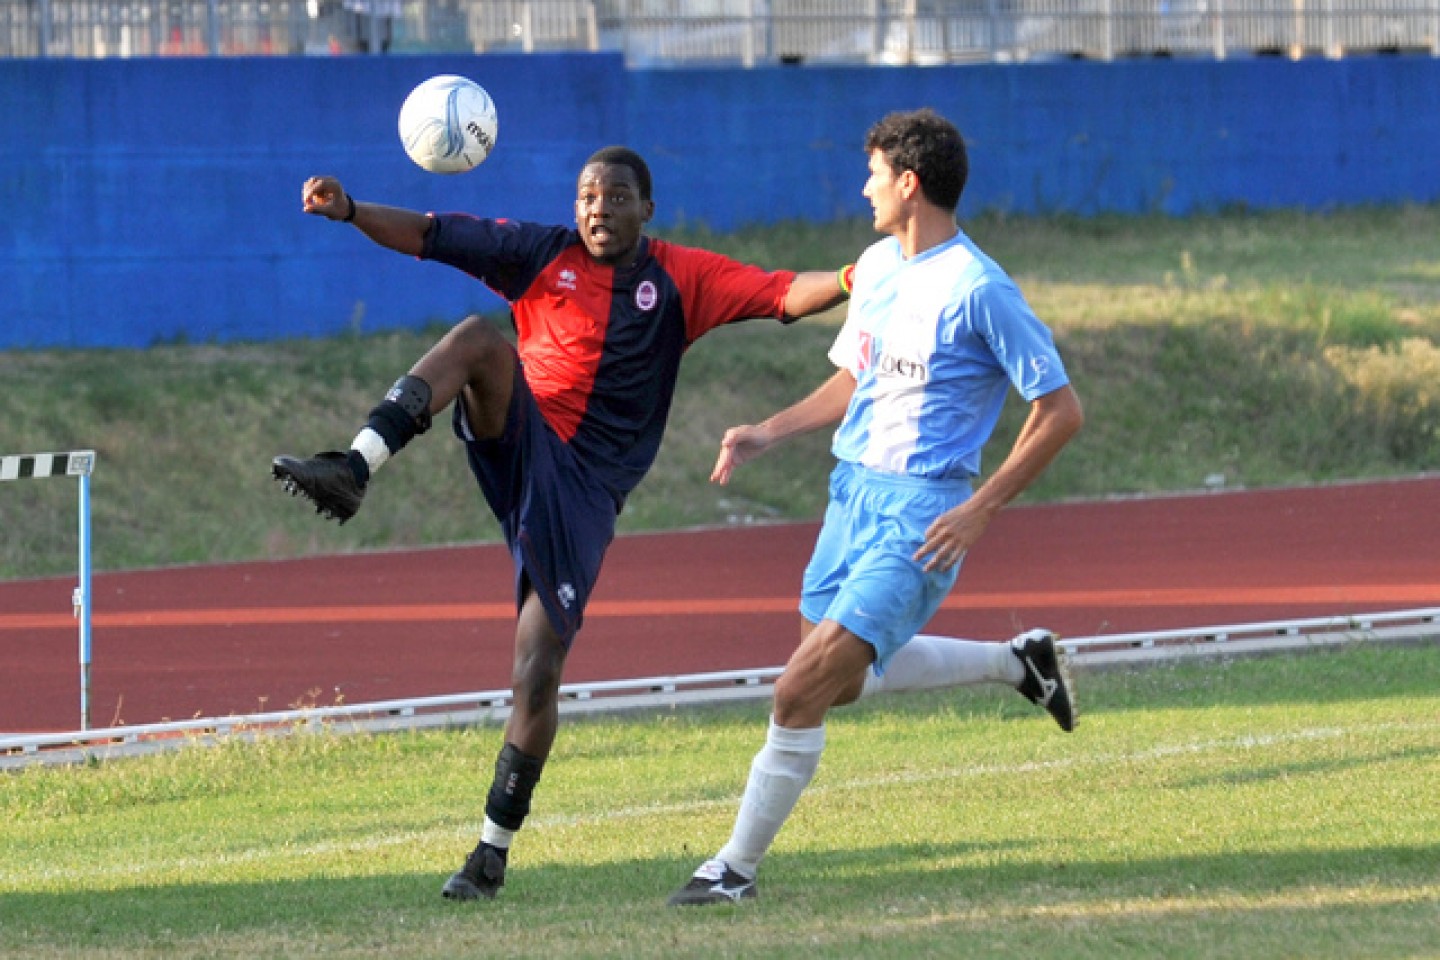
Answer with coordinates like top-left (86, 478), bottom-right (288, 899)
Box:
top-left (584, 145), bottom-right (653, 203)
top-left (863, 109), bottom-right (968, 212)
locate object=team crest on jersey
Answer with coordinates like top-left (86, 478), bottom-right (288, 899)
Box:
top-left (635, 280), bottom-right (658, 311)
top-left (556, 269), bottom-right (578, 292)
top-left (857, 330), bottom-right (874, 371)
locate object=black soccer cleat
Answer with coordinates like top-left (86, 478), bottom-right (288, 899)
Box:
top-left (441, 842), bottom-right (507, 901)
top-left (1011, 628), bottom-right (1078, 732)
top-left (271, 452), bottom-right (366, 524)
top-left (667, 858), bottom-right (757, 907)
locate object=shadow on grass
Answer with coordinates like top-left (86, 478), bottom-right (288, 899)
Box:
top-left (3, 840), bottom-right (1437, 952)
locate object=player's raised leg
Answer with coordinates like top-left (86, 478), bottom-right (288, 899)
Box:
top-left (272, 316), bottom-right (514, 523)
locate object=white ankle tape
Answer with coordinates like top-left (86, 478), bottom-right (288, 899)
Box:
top-left (481, 817), bottom-right (515, 850)
top-left (352, 427), bottom-right (391, 472)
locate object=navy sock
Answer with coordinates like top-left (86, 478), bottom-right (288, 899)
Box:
top-left (344, 449), bottom-right (370, 486)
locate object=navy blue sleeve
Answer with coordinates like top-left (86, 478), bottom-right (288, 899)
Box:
top-left (421, 215), bottom-right (575, 302)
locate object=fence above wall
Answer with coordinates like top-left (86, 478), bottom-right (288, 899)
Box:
top-left (2, 0), bottom-right (1438, 63)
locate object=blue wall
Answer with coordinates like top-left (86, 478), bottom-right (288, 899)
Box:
top-left (2, 54), bottom-right (1437, 349)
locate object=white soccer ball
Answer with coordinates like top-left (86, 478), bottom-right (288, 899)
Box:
top-left (397, 75), bottom-right (498, 175)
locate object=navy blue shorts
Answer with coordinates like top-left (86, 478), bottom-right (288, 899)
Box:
top-left (451, 361), bottom-right (619, 647)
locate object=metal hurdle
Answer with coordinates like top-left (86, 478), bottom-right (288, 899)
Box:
top-left (1, 449), bottom-right (97, 730)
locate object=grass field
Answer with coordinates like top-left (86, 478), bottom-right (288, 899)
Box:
top-left (5, 208), bottom-right (1438, 958)
top-left (3, 206), bottom-right (1440, 579)
top-left (3, 643), bottom-right (1437, 959)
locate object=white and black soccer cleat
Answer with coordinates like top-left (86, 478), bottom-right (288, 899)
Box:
top-left (667, 858), bottom-right (757, 906)
top-left (1011, 628), bottom-right (1078, 732)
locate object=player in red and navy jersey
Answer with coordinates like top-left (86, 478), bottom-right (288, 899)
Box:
top-left (273, 146), bottom-right (851, 902)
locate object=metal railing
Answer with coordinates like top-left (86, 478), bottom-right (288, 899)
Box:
top-left (5, 607), bottom-right (1436, 767)
top-left (2, 0), bottom-right (1438, 61)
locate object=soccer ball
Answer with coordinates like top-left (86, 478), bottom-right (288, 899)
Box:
top-left (397, 75), bottom-right (498, 175)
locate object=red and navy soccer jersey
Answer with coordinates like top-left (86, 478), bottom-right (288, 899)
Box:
top-left (422, 214), bottom-right (797, 500)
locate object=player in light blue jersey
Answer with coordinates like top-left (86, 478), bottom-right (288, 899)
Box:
top-left (670, 109), bottom-right (1085, 907)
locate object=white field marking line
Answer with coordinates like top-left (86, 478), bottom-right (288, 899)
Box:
top-left (536, 717), bottom-right (1440, 827)
top-left (13, 718), bottom-right (1438, 886)
top-left (9, 825), bottom-right (481, 888)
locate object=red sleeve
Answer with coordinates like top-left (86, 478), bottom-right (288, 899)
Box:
top-left (652, 240), bottom-right (797, 343)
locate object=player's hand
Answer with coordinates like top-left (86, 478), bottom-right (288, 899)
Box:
top-left (914, 502), bottom-right (993, 573)
top-left (302, 176), bottom-right (349, 220)
top-left (711, 424), bottom-right (771, 485)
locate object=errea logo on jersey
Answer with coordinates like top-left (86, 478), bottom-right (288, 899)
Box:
top-left (556, 269), bottom-right (578, 292)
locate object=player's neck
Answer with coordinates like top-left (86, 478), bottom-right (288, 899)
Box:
top-left (895, 209), bottom-right (959, 259)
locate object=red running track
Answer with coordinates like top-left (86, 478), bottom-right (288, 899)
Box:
top-left (3, 477), bottom-right (1438, 733)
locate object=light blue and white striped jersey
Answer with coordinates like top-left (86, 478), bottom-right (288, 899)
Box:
top-left (828, 229), bottom-right (1070, 480)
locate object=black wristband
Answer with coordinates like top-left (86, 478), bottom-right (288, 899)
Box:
top-left (342, 195), bottom-right (357, 223)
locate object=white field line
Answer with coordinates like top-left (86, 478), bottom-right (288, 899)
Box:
top-left (11, 717), bottom-right (1437, 887)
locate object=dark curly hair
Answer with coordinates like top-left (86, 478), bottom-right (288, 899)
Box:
top-left (863, 109), bottom-right (968, 212)
top-left (584, 145), bottom-right (653, 203)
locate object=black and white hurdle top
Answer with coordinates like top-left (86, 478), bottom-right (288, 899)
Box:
top-left (0, 450), bottom-right (96, 481)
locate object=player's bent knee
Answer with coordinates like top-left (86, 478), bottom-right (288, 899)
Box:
top-left (773, 625), bottom-right (873, 723)
top-left (773, 670), bottom-right (844, 728)
top-left (830, 671), bottom-right (868, 707)
top-left (455, 314), bottom-right (505, 348)
top-left (441, 316), bottom-right (509, 369)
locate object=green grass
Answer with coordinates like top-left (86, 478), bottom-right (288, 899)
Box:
top-left (4, 205), bottom-right (1440, 579)
top-left (2, 643), bottom-right (1438, 958)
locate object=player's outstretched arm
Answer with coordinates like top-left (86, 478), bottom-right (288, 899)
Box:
top-left (302, 176), bottom-right (431, 258)
top-left (781, 268), bottom-right (853, 319)
top-left (711, 369), bottom-right (856, 484)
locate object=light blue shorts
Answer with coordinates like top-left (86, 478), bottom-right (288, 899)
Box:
top-left (799, 461), bottom-right (972, 673)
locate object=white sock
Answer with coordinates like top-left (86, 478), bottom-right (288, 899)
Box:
top-left (350, 426), bottom-right (391, 474)
top-left (714, 718), bottom-right (825, 879)
top-left (480, 816), bottom-right (515, 850)
top-left (860, 635), bottom-right (1023, 698)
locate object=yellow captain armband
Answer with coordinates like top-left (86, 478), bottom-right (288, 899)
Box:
top-left (838, 263), bottom-right (855, 296)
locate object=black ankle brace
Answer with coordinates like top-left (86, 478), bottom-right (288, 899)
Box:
top-left (365, 375), bottom-right (433, 454)
top-left (385, 375), bottom-right (433, 433)
top-left (485, 743), bottom-right (545, 831)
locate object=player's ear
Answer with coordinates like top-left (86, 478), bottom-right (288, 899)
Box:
top-left (899, 169), bottom-right (921, 201)
top-left (642, 199), bottom-right (655, 223)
